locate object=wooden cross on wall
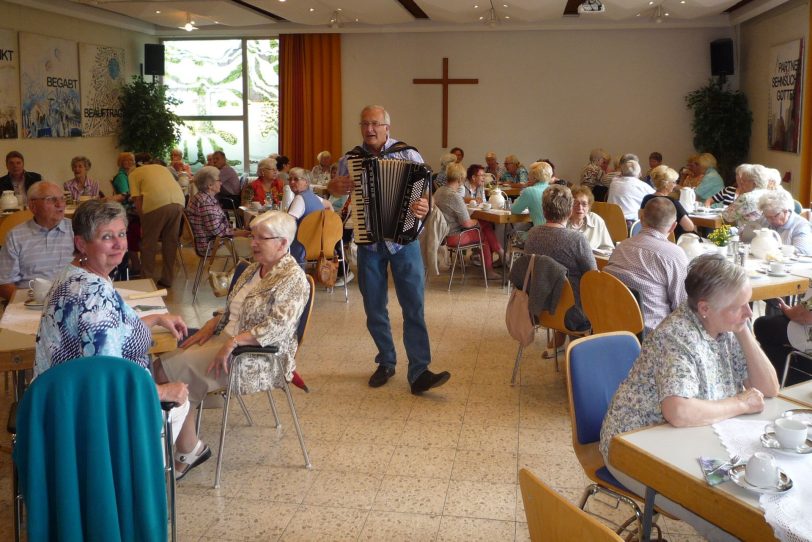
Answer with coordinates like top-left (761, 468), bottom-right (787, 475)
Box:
top-left (413, 58), bottom-right (478, 148)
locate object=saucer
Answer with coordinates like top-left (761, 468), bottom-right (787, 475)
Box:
top-left (23, 299), bottom-right (44, 310)
top-left (761, 431), bottom-right (812, 454)
top-left (767, 270), bottom-right (788, 277)
top-left (729, 464), bottom-right (792, 494)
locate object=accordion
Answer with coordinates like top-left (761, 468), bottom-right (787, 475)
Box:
top-left (347, 156), bottom-right (432, 245)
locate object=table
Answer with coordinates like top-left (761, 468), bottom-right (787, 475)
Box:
top-left (780, 380), bottom-right (812, 408)
top-left (0, 278), bottom-right (177, 398)
top-left (610, 397), bottom-right (807, 541)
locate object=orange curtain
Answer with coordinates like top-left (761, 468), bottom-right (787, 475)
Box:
top-left (279, 34), bottom-right (342, 170)
top-left (799, 10), bottom-right (812, 206)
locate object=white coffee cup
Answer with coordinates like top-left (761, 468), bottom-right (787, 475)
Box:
top-left (781, 245), bottom-right (796, 259)
top-left (28, 277), bottom-right (51, 303)
top-left (769, 261), bottom-right (784, 274)
top-left (765, 417), bottom-right (808, 449)
top-left (745, 452), bottom-right (779, 488)
top-left (481, 203), bottom-right (492, 210)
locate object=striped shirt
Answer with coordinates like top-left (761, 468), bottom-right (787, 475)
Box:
top-left (0, 218), bottom-right (75, 287)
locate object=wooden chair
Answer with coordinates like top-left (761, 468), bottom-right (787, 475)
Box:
top-left (511, 277), bottom-right (589, 385)
top-left (580, 270), bottom-right (644, 336)
top-left (296, 209), bottom-right (349, 302)
top-left (0, 210), bottom-right (33, 246)
top-left (592, 202), bottom-right (627, 244)
top-left (519, 468), bottom-right (623, 542)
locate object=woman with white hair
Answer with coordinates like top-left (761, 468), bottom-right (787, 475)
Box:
top-left (311, 150), bottom-right (332, 183)
top-left (719, 164), bottom-right (769, 230)
top-left (248, 158), bottom-right (283, 206)
top-left (758, 189), bottom-right (812, 255)
top-left (158, 211), bottom-right (310, 479)
top-left (287, 167), bottom-right (331, 263)
top-left (433, 152), bottom-right (458, 188)
top-left (186, 166), bottom-right (251, 259)
top-left (64, 156), bottom-right (101, 201)
top-left (607, 159), bottom-right (655, 222)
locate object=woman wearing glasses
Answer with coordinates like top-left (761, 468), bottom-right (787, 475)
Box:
top-left (186, 167), bottom-right (251, 260)
top-left (249, 157), bottom-right (284, 206)
top-left (158, 211), bottom-right (310, 478)
top-left (758, 189), bottom-right (812, 255)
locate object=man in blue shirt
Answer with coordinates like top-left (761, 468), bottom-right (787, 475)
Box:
top-left (332, 105), bottom-right (450, 395)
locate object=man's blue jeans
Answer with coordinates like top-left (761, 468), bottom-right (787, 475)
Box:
top-left (357, 241), bottom-right (431, 384)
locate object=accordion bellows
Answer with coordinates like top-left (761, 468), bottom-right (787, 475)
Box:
top-left (347, 156), bottom-right (432, 245)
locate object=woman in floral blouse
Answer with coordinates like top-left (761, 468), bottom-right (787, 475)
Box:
top-left (158, 211), bottom-right (309, 479)
top-left (600, 254), bottom-right (778, 540)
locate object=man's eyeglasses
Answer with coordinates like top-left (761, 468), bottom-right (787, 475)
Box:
top-left (32, 196), bottom-right (66, 204)
top-left (359, 121), bottom-right (388, 129)
top-left (250, 235), bottom-right (281, 241)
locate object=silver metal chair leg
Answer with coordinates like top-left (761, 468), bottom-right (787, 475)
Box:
top-left (339, 242), bottom-right (349, 302)
top-left (12, 433), bottom-right (21, 542)
top-left (235, 393), bottom-right (254, 426)
top-left (192, 243), bottom-right (212, 304)
top-left (176, 245), bottom-right (187, 279)
top-left (281, 380), bottom-right (312, 469)
top-left (782, 351), bottom-right (792, 389)
top-left (448, 248), bottom-right (460, 290)
top-left (510, 344), bottom-right (524, 386)
top-left (214, 370), bottom-right (236, 489)
top-left (163, 408), bottom-right (177, 542)
top-left (266, 389), bottom-right (281, 427)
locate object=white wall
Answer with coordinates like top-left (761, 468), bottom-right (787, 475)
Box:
top-left (739, 0), bottom-right (809, 200)
top-left (342, 26), bottom-right (732, 181)
top-left (0, 1), bottom-right (157, 195)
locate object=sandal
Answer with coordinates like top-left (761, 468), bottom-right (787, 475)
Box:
top-left (541, 346), bottom-right (566, 360)
top-left (175, 440), bottom-right (211, 481)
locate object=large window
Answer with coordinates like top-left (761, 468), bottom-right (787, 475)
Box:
top-left (164, 39), bottom-right (279, 176)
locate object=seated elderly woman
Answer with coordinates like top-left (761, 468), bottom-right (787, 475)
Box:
top-left (526, 185), bottom-right (597, 339)
top-left (511, 161), bottom-right (550, 227)
top-left (500, 154), bottom-right (529, 187)
top-left (157, 211), bottom-right (310, 478)
top-left (435, 163), bottom-right (503, 280)
top-left (64, 155), bottom-right (101, 201)
top-left (579, 148), bottom-right (610, 201)
top-left (110, 151), bottom-right (141, 275)
top-left (640, 165), bottom-right (696, 237)
top-left (169, 148), bottom-right (192, 178)
top-left (248, 157), bottom-right (283, 206)
top-left (600, 254), bottom-right (779, 540)
top-left (34, 200), bottom-right (194, 466)
top-left (690, 152), bottom-right (725, 201)
top-left (758, 189), bottom-right (812, 255)
top-left (433, 152), bottom-right (458, 189)
top-left (721, 164), bottom-right (770, 233)
top-left (566, 185), bottom-right (614, 252)
top-left (463, 164), bottom-right (487, 204)
top-left (287, 167), bottom-right (331, 264)
top-left (311, 150), bottom-right (332, 184)
top-left (186, 166), bottom-right (252, 260)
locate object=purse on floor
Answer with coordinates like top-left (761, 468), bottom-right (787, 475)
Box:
top-left (505, 254), bottom-right (536, 347)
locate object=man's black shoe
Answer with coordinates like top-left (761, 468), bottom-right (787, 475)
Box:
top-left (368, 365), bottom-right (395, 388)
top-left (410, 370), bottom-right (451, 395)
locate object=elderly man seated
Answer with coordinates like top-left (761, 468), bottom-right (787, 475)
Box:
top-left (758, 189), bottom-right (812, 255)
top-left (0, 181), bottom-right (74, 301)
top-left (607, 159), bottom-right (655, 223)
top-left (604, 197), bottom-right (688, 335)
top-left (0, 151), bottom-right (42, 207)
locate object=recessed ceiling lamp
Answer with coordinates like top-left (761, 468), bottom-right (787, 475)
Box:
top-left (578, 0), bottom-right (605, 14)
top-left (179, 12), bottom-right (198, 32)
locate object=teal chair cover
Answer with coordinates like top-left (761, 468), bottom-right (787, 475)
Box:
top-left (13, 356), bottom-right (167, 542)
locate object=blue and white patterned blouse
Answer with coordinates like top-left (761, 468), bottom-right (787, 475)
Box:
top-left (35, 265), bottom-right (152, 376)
top-left (599, 303), bottom-right (748, 459)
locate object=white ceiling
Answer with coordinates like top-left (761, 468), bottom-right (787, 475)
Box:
top-left (12, 0), bottom-right (781, 35)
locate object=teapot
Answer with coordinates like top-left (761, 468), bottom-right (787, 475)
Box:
top-left (0, 190), bottom-right (18, 211)
top-left (678, 187), bottom-right (697, 213)
top-left (750, 228), bottom-right (782, 260)
top-left (677, 233), bottom-right (706, 260)
top-left (488, 188), bottom-right (506, 210)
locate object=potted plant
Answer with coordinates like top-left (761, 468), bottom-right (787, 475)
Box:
top-left (118, 76), bottom-right (183, 159)
top-left (685, 79), bottom-right (753, 183)
top-left (708, 225), bottom-right (732, 252)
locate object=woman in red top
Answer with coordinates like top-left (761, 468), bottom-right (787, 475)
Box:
top-left (250, 157), bottom-right (284, 205)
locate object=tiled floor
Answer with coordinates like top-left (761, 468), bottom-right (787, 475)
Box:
top-left (0, 253), bottom-right (707, 541)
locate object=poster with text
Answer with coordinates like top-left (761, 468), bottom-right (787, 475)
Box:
top-left (80, 43), bottom-right (124, 137)
top-left (0, 29), bottom-right (19, 139)
top-left (768, 39), bottom-right (803, 153)
top-left (20, 32), bottom-right (81, 138)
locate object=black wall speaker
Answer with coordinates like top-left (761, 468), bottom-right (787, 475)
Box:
top-left (144, 44), bottom-right (165, 76)
top-left (710, 38), bottom-right (734, 76)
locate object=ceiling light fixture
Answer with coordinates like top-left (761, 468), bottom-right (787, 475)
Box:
top-left (578, 0), bottom-right (605, 14)
top-left (482, 0), bottom-right (505, 27)
top-left (178, 12), bottom-right (198, 32)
